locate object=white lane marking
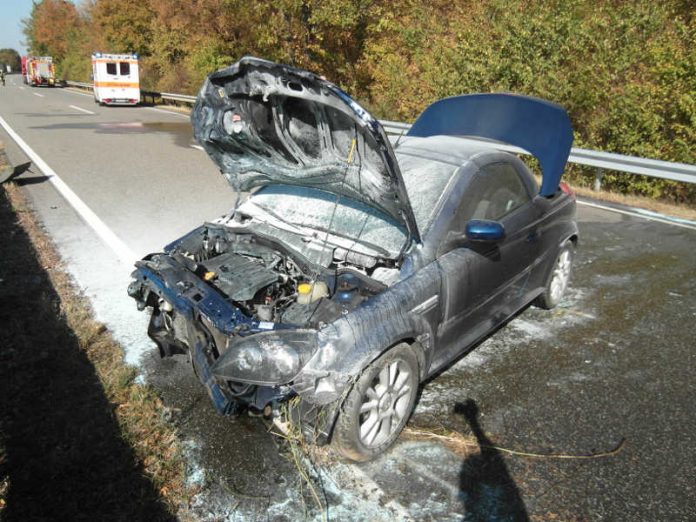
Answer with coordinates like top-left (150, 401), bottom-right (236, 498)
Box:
top-left (69, 104), bottom-right (95, 115)
top-left (61, 90), bottom-right (190, 116)
top-left (19, 86), bottom-right (25, 90)
top-left (577, 199), bottom-right (696, 231)
top-left (190, 144), bottom-right (204, 151)
top-left (632, 207), bottom-right (696, 226)
top-left (0, 115), bottom-right (137, 264)
top-left (147, 106), bottom-right (190, 119)
top-left (32, 92), bottom-right (44, 97)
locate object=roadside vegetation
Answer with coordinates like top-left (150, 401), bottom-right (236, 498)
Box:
top-left (0, 164), bottom-right (188, 519)
top-left (20, 0), bottom-right (695, 204)
top-left (0, 50), bottom-right (21, 72)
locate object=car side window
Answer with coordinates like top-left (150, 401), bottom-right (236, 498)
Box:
top-left (461, 163), bottom-right (531, 225)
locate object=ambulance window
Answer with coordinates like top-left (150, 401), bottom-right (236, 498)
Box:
top-left (119, 62), bottom-right (130, 75)
top-left (106, 62), bottom-right (117, 75)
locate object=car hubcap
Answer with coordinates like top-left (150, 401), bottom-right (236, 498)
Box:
top-left (549, 249), bottom-right (572, 302)
top-left (358, 359), bottom-right (413, 448)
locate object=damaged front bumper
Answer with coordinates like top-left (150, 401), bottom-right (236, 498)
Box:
top-left (127, 255), bottom-right (349, 440)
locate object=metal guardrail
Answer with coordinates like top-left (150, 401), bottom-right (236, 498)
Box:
top-left (158, 92), bottom-right (197, 103)
top-left (66, 81), bottom-right (91, 89)
top-left (65, 81), bottom-right (197, 105)
top-left (65, 81), bottom-right (696, 188)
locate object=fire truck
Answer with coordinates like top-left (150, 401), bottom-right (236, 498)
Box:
top-left (91, 52), bottom-right (140, 106)
top-left (25, 56), bottom-right (56, 87)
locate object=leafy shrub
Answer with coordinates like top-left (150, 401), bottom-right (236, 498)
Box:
top-left (23, 0), bottom-right (696, 203)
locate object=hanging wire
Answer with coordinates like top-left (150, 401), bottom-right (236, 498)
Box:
top-left (306, 131), bottom-right (359, 323)
top-left (342, 136), bottom-right (370, 264)
top-left (317, 132), bottom-right (358, 269)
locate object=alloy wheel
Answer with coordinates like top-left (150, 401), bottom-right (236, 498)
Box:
top-left (549, 249), bottom-right (572, 303)
top-left (358, 358), bottom-right (414, 448)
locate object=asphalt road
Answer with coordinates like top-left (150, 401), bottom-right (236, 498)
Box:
top-left (1, 75), bottom-right (694, 521)
top-left (0, 75), bottom-right (231, 256)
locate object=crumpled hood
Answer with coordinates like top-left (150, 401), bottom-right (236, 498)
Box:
top-left (191, 56), bottom-right (419, 244)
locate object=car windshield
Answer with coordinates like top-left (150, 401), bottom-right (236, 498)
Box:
top-left (395, 138), bottom-right (463, 234)
top-left (241, 185), bottom-right (408, 257)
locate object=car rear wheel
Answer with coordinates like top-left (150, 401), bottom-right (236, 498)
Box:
top-left (535, 240), bottom-right (574, 309)
top-left (332, 343), bottom-right (419, 462)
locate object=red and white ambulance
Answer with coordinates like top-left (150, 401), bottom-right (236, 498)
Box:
top-left (91, 52), bottom-right (140, 106)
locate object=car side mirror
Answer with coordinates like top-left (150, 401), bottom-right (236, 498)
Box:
top-left (465, 219), bottom-right (505, 242)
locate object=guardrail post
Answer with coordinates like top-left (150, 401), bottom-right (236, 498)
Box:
top-left (594, 168), bottom-right (604, 191)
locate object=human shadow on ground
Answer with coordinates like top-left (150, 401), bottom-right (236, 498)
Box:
top-left (0, 187), bottom-right (174, 521)
top-left (456, 399), bottom-right (529, 522)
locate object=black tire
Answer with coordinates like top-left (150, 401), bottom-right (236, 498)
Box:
top-left (534, 240), bottom-right (575, 310)
top-left (332, 343), bottom-right (419, 462)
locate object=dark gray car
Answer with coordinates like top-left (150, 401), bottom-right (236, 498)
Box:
top-left (128, 57), bottom-right (578, 461)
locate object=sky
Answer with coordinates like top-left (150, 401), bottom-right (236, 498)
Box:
top-left (0, 0), bottom-right (34, 54)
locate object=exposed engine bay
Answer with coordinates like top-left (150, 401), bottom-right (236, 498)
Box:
top-left (162, 223), bottom-right (389, 329)
top-left (127, 222), bottom-right (393, 415)
top-left (125, 55), bottom-right (417, 425)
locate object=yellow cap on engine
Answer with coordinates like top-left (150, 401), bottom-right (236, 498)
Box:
top-left (298, 283), bottom-right (312, 295)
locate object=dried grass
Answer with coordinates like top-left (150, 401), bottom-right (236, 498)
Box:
top-left (0, 181), bottom-right (189, 518)
top-left (571, 185), bottom-right (696, 221)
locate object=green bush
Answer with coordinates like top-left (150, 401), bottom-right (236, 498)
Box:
top-left (362, 0), bottom-right (695, 203)
top-left (24, 0), bottom-right (696, 204)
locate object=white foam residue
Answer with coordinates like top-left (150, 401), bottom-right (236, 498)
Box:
top-left (186, 467), bottom-right (206, 488)
top-left (509, 318), bottom-right (549, 339)
top-left (61, 256), bottom-right (153, 367)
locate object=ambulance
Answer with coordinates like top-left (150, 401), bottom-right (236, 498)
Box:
top-left (92, 52), bottom-right (140, 106)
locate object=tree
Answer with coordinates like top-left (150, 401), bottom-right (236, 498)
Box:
top-left (89, 0), bottom-right (154, 55)
top-left (22, 0), bottom-right (82, 61)
top-left (17, 0), bottom-right (696, 202)
top-left (0, 49), bottom-right (22, 72)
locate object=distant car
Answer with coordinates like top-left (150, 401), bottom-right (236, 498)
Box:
top-left (128, 57), bottom-right (578, 461)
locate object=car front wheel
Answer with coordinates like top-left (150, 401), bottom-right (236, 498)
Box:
top-left (332, 343), bottom-right (419, 462)
top-left (535, 240), bottom-right (575, 309)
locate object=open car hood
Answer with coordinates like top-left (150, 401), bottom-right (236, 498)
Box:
top-left (191, 57), bottom-right (420, 244)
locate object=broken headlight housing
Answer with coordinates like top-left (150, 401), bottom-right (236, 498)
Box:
top-left (211, 330), bottom-right (318, 385)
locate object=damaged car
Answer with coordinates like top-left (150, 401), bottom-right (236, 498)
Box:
top-left (128, 56), bottom-right (578, 461)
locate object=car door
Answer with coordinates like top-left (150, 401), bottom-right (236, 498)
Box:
top-left (434, 160), bottom-right (539, 369)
